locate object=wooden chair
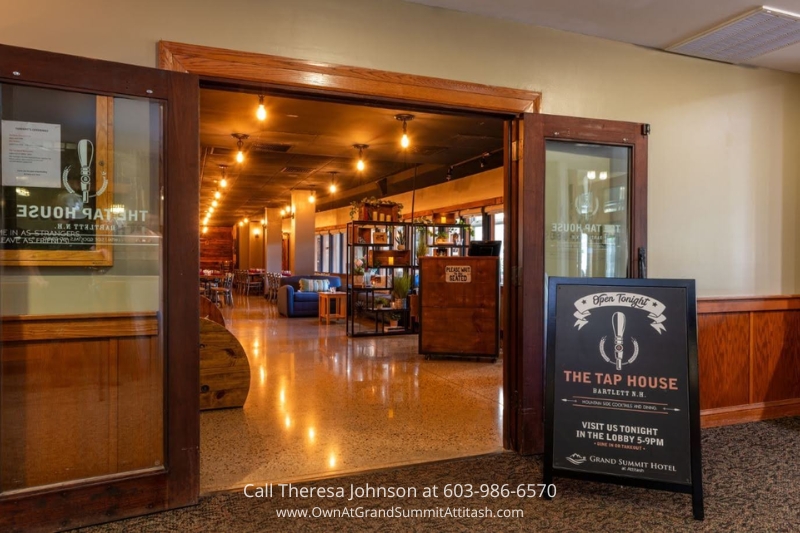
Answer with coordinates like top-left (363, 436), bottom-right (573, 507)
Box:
top-left (211, 272), bottom-right (234, 306)
top-left (243, 272), bottom-right (263, 296)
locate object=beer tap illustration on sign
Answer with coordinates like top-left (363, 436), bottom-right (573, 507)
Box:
top-left (600, 312), bottom-right (639, 370)
top-left (62, 139), bottom-right (108, 202)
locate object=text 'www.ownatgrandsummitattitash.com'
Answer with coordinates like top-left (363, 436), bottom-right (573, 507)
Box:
top-left (244, 482), bottom-right (555, 519)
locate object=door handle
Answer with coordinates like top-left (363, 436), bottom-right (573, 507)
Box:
top-left (638, 247), bottom-right (647, 279)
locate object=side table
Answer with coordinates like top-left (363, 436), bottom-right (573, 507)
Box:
top-left (319, 292), bottom-right (347, 324)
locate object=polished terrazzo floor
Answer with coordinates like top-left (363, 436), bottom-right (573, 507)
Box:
top-left (200, 294), bottom-right (503, 493)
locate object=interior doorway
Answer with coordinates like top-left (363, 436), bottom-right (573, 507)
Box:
top-left (197, 86), bottom-right (510, 491)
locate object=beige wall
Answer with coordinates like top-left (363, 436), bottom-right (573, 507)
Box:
top-left (4, 0), bottom-right (799, 296)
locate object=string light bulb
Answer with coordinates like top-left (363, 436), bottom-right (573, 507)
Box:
top-left (329, 171), bottom-right (338, 193)
top-left (214, 191), bottom-right (221, 199)
top-left (212, 200), bottom-right (218, 207)
top-left (231, 133), bottom-right (249, 164)
top-left (395, 114), bottom-right (414, 149)
top-left (244, 217), bottom-right (249, 223)
top-left (256, 95), bottom-right (267, 121)
top-left (202, 226), bottom-right (208, 234)
top-left (219, 165), bottom-right (228, 188)
top-left (308, 192), bottom-right (316, 203)
top-left (354, 144), bottom-right (368, 172)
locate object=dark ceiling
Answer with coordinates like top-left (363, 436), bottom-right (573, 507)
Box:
top-left (200, 89), bottom-right (504, 227)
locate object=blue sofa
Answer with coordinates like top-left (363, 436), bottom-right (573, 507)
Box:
top-left (277, 275), bottom-right (343, 317)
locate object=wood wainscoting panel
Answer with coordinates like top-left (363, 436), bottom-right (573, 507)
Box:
top-left (697, 312), bottom-right (750, 409)
top-left (0, 313), bottom-right (161, 492)
top-left (116, 336), bottom-right (164, 472)
top-left (1, 339), bottom-right (113, 491)
top-left (697, 296), bottom-right (800, 427)
top-left (751, 310), bottom-right (800, 403)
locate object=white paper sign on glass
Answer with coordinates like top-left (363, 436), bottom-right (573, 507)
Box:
top-left (2, 120), bottom-right (61, 187)
top-left (445, 265), bottom-right (471, 283)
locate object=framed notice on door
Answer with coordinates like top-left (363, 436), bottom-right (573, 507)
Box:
top-left (543, 277), bottom-right (703, 520)
top-left (1, 89), bottom-right (115, 267)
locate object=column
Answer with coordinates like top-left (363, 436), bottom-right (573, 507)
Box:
top-left (290, 189), bottom-right (316, 275)
top-left (264, 207), bottom-right (282, 272)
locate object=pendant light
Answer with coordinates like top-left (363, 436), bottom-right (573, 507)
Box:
top-left (329, 171), bottom-right (338, 193)
top-left (219, 165), bottom-right (228, 188)
top-left (395, 114), bottom-right (414, 149)
top-left (256, 95), bottom-right (267, 121)
top-left (353, 144), bottom-right (368, 172)
top-left (308, 191), bottom-right (316, 203)
top-left (232, 133), bottom-right (249, 164)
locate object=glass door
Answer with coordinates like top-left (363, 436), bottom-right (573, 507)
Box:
top-left (504, 114), bottom-right (648, 455)
top-left (0, 44), bottom-right (199, 531)
top-left (545, 141), bottom-right (633, 277)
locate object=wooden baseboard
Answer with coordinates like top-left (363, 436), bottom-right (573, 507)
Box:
top-left (701, 398), bottom-right (800, 428)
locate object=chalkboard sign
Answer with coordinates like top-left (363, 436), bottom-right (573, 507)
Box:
top-left (544, 277), bottom-right (703, 520)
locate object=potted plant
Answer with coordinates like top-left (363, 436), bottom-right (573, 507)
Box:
top-left (353, 258), bottom-right (365, 286)
top-left (348, 196), bottom-right (403, 221)
top-left (415, 227), bottom-right (429, 259)
top-left (435, 228), bottom-right (449, 244)
top-left (395, 228), bottom-right (406, 250)
top-left (391, 274), bottom-right (411, 308)
top-left (388, 312), bottom-right (401, 328)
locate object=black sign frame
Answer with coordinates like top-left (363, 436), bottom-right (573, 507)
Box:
top-left (543, 277), bottom-right (703, 520)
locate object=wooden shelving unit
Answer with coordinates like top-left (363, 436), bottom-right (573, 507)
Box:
top-left (346, 220), bottom-right (470, 337)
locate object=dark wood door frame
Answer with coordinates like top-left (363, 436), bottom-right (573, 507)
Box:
top-left (0, 44), bottom-right (199, 532)
top-left (158, 41), bottom-right (542, 455)
top-left (515, 113), bottom-right (649, 454)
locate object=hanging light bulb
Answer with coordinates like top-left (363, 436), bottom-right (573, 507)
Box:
top-left (244, 217), bottom-right (249, 223)
top-left (212, 200), bottom-right (218, 207)
top-left (329, 171), bottom-right (338, 193)
top-left (219, 165), bottom-right (228, 188)
top-left (202, 226), bottom-right (208, 234)
top-left (285, 204), bottom-right (291, 213)
top-left (354, 144), bottom-right (368, 172)
top-left (280, 209), bottom-right (285, 217)
top-left (214, 191), bottom-right (221, 199)
top-left (231, 133), bottom-right (249, 164)
top-left (395, 114), bottom-right (414, 149)
top-left (308, 192), bottom-right (316, 203)
top-left (256, 95), bottom-right (267, 121)
top-left (239, 221), bottom-right (243, 226)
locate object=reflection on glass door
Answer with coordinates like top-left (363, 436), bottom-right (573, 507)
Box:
top-left (1, 84), bottom-right (164, 492)
top-left (545, 141), bottom-right (630, 277)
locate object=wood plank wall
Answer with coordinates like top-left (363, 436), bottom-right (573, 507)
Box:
top-left (0, 313), bottom-right (162, 491)
top-left (698, 296), bottom-right (800, 427)
top-left (200, 227), bottom-right (233, 270)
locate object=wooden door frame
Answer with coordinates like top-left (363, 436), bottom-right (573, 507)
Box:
top-left (158, 41), bottom-right (541, 454)
top-left (517, 113), bottom-right (649, 454)
top-left (0, 44), bottom-right (199, 532)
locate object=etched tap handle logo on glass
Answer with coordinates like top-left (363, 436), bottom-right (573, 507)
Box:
top-left (62, 139), bottom-right (108, 201)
